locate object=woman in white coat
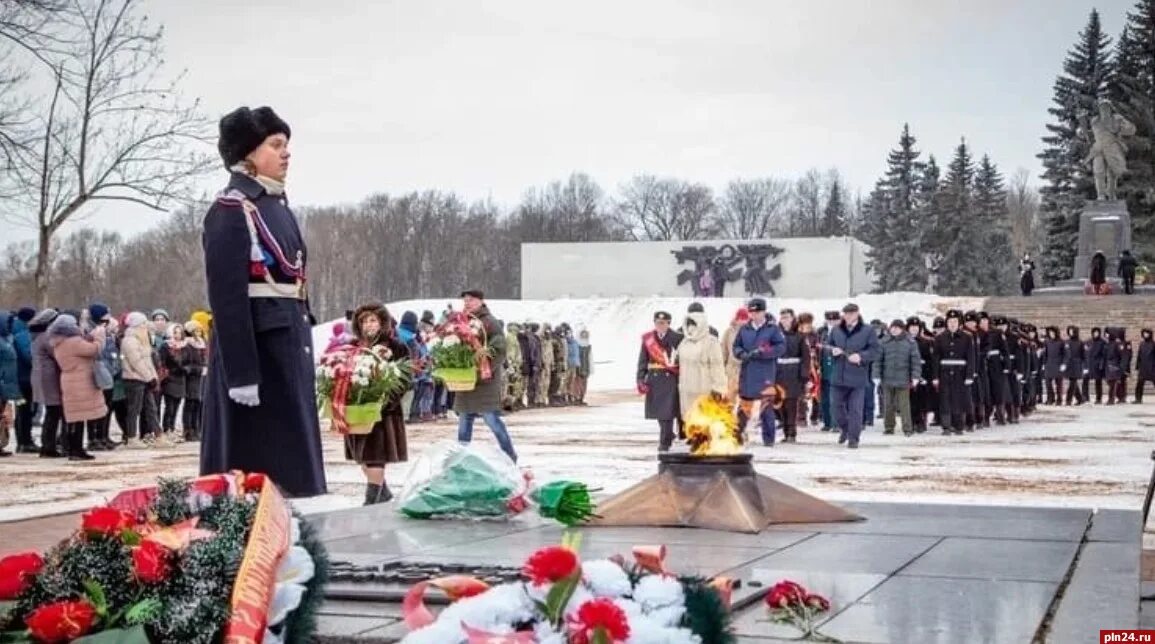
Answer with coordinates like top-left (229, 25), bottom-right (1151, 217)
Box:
top-left (677, 306), bottom-right (728, 420)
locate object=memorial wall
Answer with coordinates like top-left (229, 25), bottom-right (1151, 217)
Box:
top-left (520, 237), bottom-right (875, 299)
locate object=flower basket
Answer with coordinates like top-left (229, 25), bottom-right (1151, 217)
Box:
top-left (0, 472), bottom-right (328, 644)
top-left (432, 367), bottom-right (477, 392)
top-left (343, 401), bottom-right (382, 435)
top-left (316, 344), bottom-right (409, 435)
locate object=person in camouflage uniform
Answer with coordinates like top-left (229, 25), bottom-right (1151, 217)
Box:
top-left (504, 323), bottom-right (525, 411)
top-left (537, 324), bottom-right (555, 407)
top-left (550, 324), bottom-right (568, 406)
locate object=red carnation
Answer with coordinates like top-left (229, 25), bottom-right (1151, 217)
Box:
top-left (191, 476), bottom-right (230, 498)
top-left (765, 580), bottom-right (807, 609)
top-left (804, 593), bottom-right (831, 612)
top-left (132, 540), bottom-right (172, 584)
top-left (567, 598), bottom-right (630, 644)
top-left (0, 552), bottom-right (45, 599)
top-left (522, 546), bottom-right (579, 585)
top-left (242, 473), bottom-right (267, 494)
top-left (81, 507), bottom-right (134, 537)
top-left (25, 599), bottom-right (97, 642)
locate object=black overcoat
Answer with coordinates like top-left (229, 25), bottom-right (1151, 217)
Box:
top-left (1138, 338), bottom-right (1155, 381)
top-left (638, 330), bottom-right (682, 420)
top-left (199, 173), bottom-right (327, 498)
top-left (1043, 338), bottom-right (1066, 380)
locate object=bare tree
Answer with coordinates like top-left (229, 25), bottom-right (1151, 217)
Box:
top-left (789, 168), bottom-right (824, 237)
top-left (1006, 168), bottom-right (1042, 258)
top-left (0, 0), bottom-right (215, 305)
top-left (716, 177), bottom-right (792, 239)
top-left (614, 175), bottom-right (717, 241)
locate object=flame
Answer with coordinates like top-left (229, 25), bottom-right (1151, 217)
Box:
top-left (684, 395), bottom-right (744, 456)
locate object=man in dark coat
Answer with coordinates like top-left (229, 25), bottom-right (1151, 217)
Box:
top-left (963, 311), bottom-right (988, 430)
top-left (200, 106), bottom-right (327, 498)
top-left (1042, 326), bottom-right (1066, 405)
top-left (1083, 327), bottom-right (1107, 404)
top-left (1136, 328), bottom-right (1155, 403)
top-left (731, 299), bottom-right (786, 446)
top-left (455, 290), bottom-right (518, 462)
top-left (638, 311), bottom-right (682, 451)
top-left (10, 308), bottom-right (35, 453)
top-left (907, 317), bottom-right (934, 433)
top-left (1122, 336), bottom-right (1134, 403)
top-left (1063, 326), bottom-right (1087, 406)
top-left (523, 323), bottom-right (542, 408)
top-left (1105, 328), bottom-right (1126, 405)
top-left (1005, 319), bottom-right (1026, 421)
top-left (980, 315), bottom-right (1013, 426)
top-left (933, 310), bottom-right (975, 436)
top-left (824, 303), bottom-right (880, 449)
top-left (1090, 251), bottom-right (1108, 293)
top-left (774, 308), bottom-right (810, 444)
top-left (1118, 250), bottom-right (1139, 295)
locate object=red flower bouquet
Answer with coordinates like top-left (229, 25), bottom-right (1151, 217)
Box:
top-left (764, 578), bottom-right (834, 640)
top-left (428, 312), bottom-right (493, 392)
top-left (25, 599), bottom-right (97, 642)
top-left (0, 553), bottom-right (44, 600)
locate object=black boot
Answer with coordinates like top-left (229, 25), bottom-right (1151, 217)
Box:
top-left (364, 483), bottom-right (382, 506)
top-left (67, 423), bottom-right (94, 461)
top-left (377, 482), bottom-right (394, 503)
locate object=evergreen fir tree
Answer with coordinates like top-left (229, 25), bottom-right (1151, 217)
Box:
top-left (1110, 4), bottom-right (1155, 263)
top-left (916, 156), bottom-right (944, 292)
top-left (821, 174), bottom-right (849, 237)
top-left (861, 180), bottom-right (896, 292)
top-left (1038, 9), bottom-right (1113, 283)
top-left (973, 155), bottom-right (1016, 294)
top-left (882, 124), bottom-right (927, 291)
top-left (936, 140), bottom-right (979, 294)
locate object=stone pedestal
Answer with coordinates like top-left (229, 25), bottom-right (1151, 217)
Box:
top-left (1072, 200), bottom-right (1132, 280)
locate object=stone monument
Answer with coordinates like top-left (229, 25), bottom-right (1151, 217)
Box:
top-left (1071, 201), bottom-right (1132, 280)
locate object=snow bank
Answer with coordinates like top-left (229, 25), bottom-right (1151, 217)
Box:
top-left (312, 293), bottom-right (948, 391)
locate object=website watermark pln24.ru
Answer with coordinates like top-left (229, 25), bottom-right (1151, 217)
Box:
top-left (1104, 631), bottom-right (1155, 643)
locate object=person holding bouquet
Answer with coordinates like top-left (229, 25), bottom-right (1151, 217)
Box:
top-left (342, 303), bottom-right (410, 504)
top-left (453, 290), bottom-right (518, 462)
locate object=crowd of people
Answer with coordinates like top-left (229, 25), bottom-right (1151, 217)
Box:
top-left (0, 305), bottom-right (212, 459)
top-left (638, 299), bottom-right (1155, 451)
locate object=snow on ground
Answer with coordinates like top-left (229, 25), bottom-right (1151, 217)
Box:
top-left (3, 391), bottom-right (1153, 522)
top-left (313, 293), bottom-right (979, 392)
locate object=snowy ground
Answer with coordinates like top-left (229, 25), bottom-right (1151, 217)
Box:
top-left (3, 391), bottom-right (1153, 522)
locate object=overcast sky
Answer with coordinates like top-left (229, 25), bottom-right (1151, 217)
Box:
top-left (10, 0), bottom-right (1133, 242)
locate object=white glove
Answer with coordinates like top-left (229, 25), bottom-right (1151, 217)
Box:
top-left (1060, 364), bottom-right (1067, 372)
top-left (1082, 370), bottom-right (1089, 376)
top-left (965, 379), bottom-right (974, 386)
top-left (228, 384), bottom-right (260, 407)
top-left (911, 379), bottom-right (920, 388)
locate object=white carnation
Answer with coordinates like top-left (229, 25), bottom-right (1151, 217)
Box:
top-left (633, 575), bottom-right (685, 612)
top-left (583, 560), bottom-right (632, 598)
top-left (435, 583), bottom-right (536, 635)
top-left (443, 335), bottom-right (460, 347)
top-left (625, 617), bottom-right (702, 644)
top-left (533, 623), bottom-right (566, 644)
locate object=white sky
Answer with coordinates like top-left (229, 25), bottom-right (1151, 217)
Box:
top-left (6, 0), bottom-right (1133, 242)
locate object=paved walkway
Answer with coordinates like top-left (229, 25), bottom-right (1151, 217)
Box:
top-left (0, 512), bottom-right (81, 555)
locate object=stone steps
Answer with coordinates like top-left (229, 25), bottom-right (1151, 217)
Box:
top-left (981, 294), bottom-right (1155, 341)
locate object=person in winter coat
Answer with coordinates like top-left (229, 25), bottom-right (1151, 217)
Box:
top-left (907, 317), bottom-right (935, 434)
top-left (537, 324), bottom-right (555, 408)
top-left (503, 322), bottom-right (525, 412)
top-left (30, 308), bottom-right (62, 456)
top-left (824, 303), bottom-right (880, 448)
top-left (734, 298), bottom-right (787, 446)
top-left (1020, 254), bottom-right (1036, 296)
top-left (798, 313), bottom-right (822, 428)
top-left (49, 315), bottom-right (107, 461)
top-left (774, 309), bottom-right (811, 443)
top-left (638, 310), bottom-right (683, 452)
top-left (121, 312), bottom-right (161, 447)
top-left (980, 314), bottom-right (1014, 426)
top-left (1042, 327), bottom-right (1066, 405)
top-left (873, 320), bottom-right (922, 436)
top-left (399, 311), bottom-right (434, 422)
top-left (1083, 327), bottom-right (1107, 404)
top-left (159, 324), bottom-right (189, 438)
top-left (11, 308), bottom-right (35, 453)
top-left (933, 310), bottom-right (975, 436)
top-left (344, 304), bottom-right (410, 505)
top-left (0, 311), bottom-right (22, 457)
top-left (325, 321), bottom-right (352, 353)
top-left (1089, 251), bottom-right (1108, 293)
top-left (1063, 326), bottom-right (1087, 405)
top-left (1122, 337), bottom-right (1134, 403)
top-left (522, 323), bottom-right (542, 409)
top-left (817, 311), bottom-right (841, 432)
top-left (183, 320), bottom-right (208, 440)
top-left (564, 327), bottom-right (581, 405)
top-left (84, 304), bottom-right (118, 451)
top-left (574, 329), bottom-right (592, 406)
top-left (1105, 328), bottom-right (1126, 405)
top-left (550, 325), bottom-right (568, 406)
top-left (721, 308), bottom-right (749, 400)
top-left (1118, 250), bottom-right (1139, 295)
top-left (455, 290), bottom-right (518, 462)
top-left (1136, 328), bottom-right (1155, 403)
top-left (676, 309), bottom-right (727, 428)
top-left (200, 105), bottom-right (326, 498)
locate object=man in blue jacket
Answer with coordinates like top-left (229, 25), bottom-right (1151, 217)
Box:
top-left (824, 303), bottom-right (881, 449)
top-left (11, 307), bottom-right (35, 452)
top-left (733, 298), bottom-right (787, 446)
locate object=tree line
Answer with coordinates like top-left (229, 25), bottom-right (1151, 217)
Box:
top-left (1039, 2), bottom-right (1155, 283)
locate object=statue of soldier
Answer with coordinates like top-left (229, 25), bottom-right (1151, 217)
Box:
top-left (1083, 99), bottom-right (1137, 201)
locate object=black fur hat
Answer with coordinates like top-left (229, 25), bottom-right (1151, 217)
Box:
top-left (946, 309), bottom-right (963, 321)
top-left (906, 316), bottom-right (923, 329)
top-left (932, 316), bottom-right (947, 329)
top-left (218, 106), bottom-right (291, 169)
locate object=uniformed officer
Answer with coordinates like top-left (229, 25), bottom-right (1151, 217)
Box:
top-left (199, 106), bottom-right (326, 498)
top-left (984, 315), bottom-right (1014, 425)
top-left (933, 310), bottom-right (975, 436)
top-left (907, 316), bottom-right (934, 434)
top-left (637, 311), bottom-right (683, 451)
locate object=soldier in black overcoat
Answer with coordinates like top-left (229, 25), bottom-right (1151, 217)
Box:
top-left (775, 309), bottom-right (811, 443)
top-left (1083, 327), bottom-right (1107, 404)
top-left (1137, 328), bottom-right (1155, 403)
top-left (962, 312), bottom-right (986, 431)
top-left (1005, 319), bottom-right (1026, 422)
top-left (1105, 328), bottom-right (1126, 405)
top-left (1042, 327), bottom-right (1066, 405)
top-left (932, 310), bottom-right (974, 436)
top-left (637, 311), bottom-right (683, 451)
top-left (199, 106), bottom-right (327, 498)
top-left (907, 317), bottom-right (933, 434)
top-left (984, 316), bottom-right (1014, 425)
top-left (1063, 326), bottom-right (1087, 406)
